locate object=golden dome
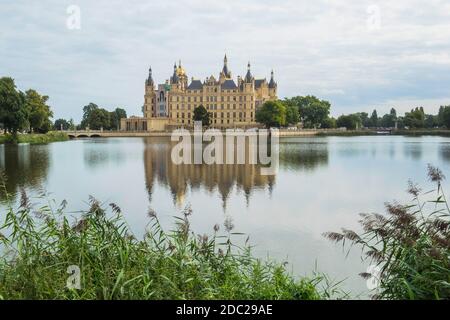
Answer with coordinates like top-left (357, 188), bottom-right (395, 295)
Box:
top-left (176, 60), bottom-right (186, 76)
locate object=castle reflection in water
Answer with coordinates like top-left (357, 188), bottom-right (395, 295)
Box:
top-left (143, 137), bottom-right (329, 208)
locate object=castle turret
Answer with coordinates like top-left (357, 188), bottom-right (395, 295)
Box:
top-left (268, 69), bottom-right (277, 98)
top-left (144, 66), bottom-right (156, 117)
top-left (219, 54), bottom-right (231, 83)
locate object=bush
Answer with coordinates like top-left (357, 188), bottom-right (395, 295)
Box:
top-left (325, 165), bottom-right (450, 300)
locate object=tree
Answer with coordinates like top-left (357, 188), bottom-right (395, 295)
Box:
top-left (285, 104), bottom-right (299, 125)
top-left (439, 106), bottom-right (450, 128)
top-left (110, 108), bottom-right (127, 130)
top-left (321, 117), bottom-right (336, 129)
top-left (284, 95), bottom-right (331, 128)
top-left (255, 100), bottom-right (286, 128)
top-left (0, 77), bottom-right (28, 134)
top-left (88, 108), bottom-right (111, 130)
top-left (193, 105), bottom-right (211, 127)
top-left (54, 118), bottom-right (70, 131)
top-left (355, 112), bottom-right (370, 128)
top-left (424, 114), bottom-right (438, 129)
top-left (370, 109), bottom-right (379, 128)
top-left (25, 89), bottom-right (53, 133)
top-left (336, 114), bottom-right (361, 130)
top-left (81, 103), bottom-right (99, 129)
top-left (404, 107), bottom-right (425, 129)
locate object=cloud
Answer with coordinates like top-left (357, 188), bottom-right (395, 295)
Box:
top-left (1, 0), bottom-right (450, 121)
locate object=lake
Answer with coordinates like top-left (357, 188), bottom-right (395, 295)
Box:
top-left (2, 135), bottom-right (450, 297)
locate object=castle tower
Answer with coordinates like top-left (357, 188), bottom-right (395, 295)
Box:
top-left (219, 54), bottom-right (232, 83)
top-left (268, 69), bottom-right (277, 98)
top-left (144, 66), bottom-right (156, 118)
top-left (243, 62), bottom-right (254, 92)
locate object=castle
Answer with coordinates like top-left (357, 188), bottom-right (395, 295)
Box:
top-left (121, 55), bottom-right (278, 131)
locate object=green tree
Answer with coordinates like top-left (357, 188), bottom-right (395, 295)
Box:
top-left (109, 108), bottom-right (127, 130)
top-left (321, 117), bottom-right (336, 129)
top-left (336, 114), bottom-right (361, 130)
top-left (25, 89), bottom-right (53, 133)
top-left (404, 107), bottom-right (425, 129)
top-left (285, 104), bottom-right (300, 125)
top-left (439, 106), bottom-right (450, 128)
top-left (284, 95), bottom-right (330, 128)
top-left (355, 112), bottom-right (370, 128)
top-left (424, 114), bottom-right (438, 129)
top-left (54, 118), bottom-right (70, 130)
top-left (193, 105), bottom-right (211, 127)
top-left (370, 109), bottom-right (379, 128)
top-left (0, 77), bottom-right (28, 134)
top-left (255, 100), bottom-right (286, 128)
top-left (81, 103), bottom-right (99, 129)
top-left (88, 108), bottom-right (111, 130)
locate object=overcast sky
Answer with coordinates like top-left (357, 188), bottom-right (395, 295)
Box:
top-left (1, 0), bottom-right (450, 121)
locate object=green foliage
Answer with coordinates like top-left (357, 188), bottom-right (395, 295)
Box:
top-left (0, 77), bottom-right (28, 134)
top-left (80, 104), bottom-right (127, 130)
top-left (336, 114), bottom-right (361, 130)
top-left (325, 165), bottom-right (450, 300)
top-left (404, 107), bottom-right (425, 129)
top-left (370, 109), bottom-right (379, 127)
top-left (379, 108), bottom-right (397, 128)
top-left (54, 118), bottom-right (71, 131)
top-left (255, 101), bottom-right (286, 128)
top-left (438, 105), bottom-right (450, 128)
top-left (285, 104), bottom-right (300, 125)
top-left (25, 89), bottom-right (53, 133)
top-left (284, 96), bottom-right (331, 128)
top-left (0, 188), bottom-right (324, 300)
top-left (321, 117), bottom-right (336, 129)
top-left (110, 108), bottom-right (127, 130)
top-left (193, 105), bottom-right (211, 127)
top-left (0, 132), bottom-right (69, 145)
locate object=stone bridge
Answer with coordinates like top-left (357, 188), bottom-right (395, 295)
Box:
top-left (64, 130), bottom-right (172, 138)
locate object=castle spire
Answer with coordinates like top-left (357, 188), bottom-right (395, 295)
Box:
top-left (244, 61), bottom-right (253, 83)
top-left (269, 69), bottom-right (276, 88)
top-left (221, 54), bottom-right (231, 78)
top-left (146, 66), bottom-right (154, 86)
top-left (171, 62), bottom-right (179, 84)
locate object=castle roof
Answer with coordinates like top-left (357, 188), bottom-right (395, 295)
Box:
top-left (269, 70), bottom-right (277, 88)
top-left (187, 79), bottom-right (203, 90)
top-left (244, 62), bottom-right (253, 83)
top-left (255, 79), bottom-right (266, 89)
top-left (221, 79), bottom-right (238, 90)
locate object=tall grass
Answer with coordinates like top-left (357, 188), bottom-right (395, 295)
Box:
top-left (0, 131), bottom-right (69, 145)
top-left (0, 183), bottom-right (325, 300)
top-left (325, 164), bottom-right (450, 300)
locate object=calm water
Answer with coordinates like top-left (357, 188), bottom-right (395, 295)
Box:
top-left (2, 135), bottom-right (450, 296)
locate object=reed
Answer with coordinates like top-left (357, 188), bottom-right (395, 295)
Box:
top-left (325, 164), bottom-right (450, 300)
top-left (0, 182), bottom-right (325, 300)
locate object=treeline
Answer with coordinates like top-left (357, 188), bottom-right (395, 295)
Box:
top-left (254, 94), bottom-right (450, 130)
top-left (0, 77), bottom-right (53, 134)
top-left (78, 103), bottom-right (127, 131)
top-left (0, 77), bottom-right (128, 134)
top-left (334, 106), bottom-right (450, 130)
top-left (255, 95), bottom-right (333, 128)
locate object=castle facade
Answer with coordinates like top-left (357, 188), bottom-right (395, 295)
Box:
top-left (121, 56), bottom-right (277, 131)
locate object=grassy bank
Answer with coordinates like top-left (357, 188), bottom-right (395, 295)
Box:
top-left (316, 130), bottom-right (379, 136)
top-left (0, 131), bottom-right (69, 145)
top-left (317, 128), bottom-right (450, 137)
top-left (391, 129), bottom-right (450, 136)
top-left (0, 189), bottom-right (330, 300)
